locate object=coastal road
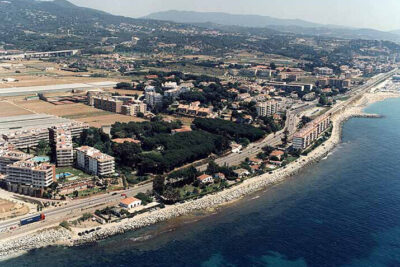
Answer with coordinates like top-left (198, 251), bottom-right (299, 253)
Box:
top-left (0, 183), bottom-right (153, 232)
top-left (197, 105), bottom-right (305, 171)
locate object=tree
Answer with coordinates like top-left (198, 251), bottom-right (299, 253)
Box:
top-left (270, 62), bottom-right (277, 70)
top-left (115, 82), bottom-right (133, 90)
top-left (153, 176), bottom-right (165, 195)
top-left (282, 129), bottom-right (289, 146)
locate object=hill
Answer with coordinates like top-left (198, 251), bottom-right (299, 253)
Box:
top-left (144, 10), bottom-right (321, 28)
top-left (145, 10), bottom-right (400, 42)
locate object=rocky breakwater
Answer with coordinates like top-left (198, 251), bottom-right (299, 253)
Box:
top-left (0, 227), bottom-right (72, 260)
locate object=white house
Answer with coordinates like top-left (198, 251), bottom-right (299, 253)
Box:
top-left (197, 174), bottom-right (214, 184)
top-left (233, 168), bottom-right (250, 178)
top-left (231, 143), bottom-right (243, 153)
top-left (119, 197), bottom-right (142, 209)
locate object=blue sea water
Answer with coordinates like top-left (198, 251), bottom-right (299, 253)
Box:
top-left (4, 98), bottom-right (400, 267)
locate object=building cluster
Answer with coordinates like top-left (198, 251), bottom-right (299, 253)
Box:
top-left (88, 92), bottom-right (148, 117)
top-left (293, 114), bottom-right (331, 150)
top-left (176, 101), bottom-right (213, 118)
top-left (2, 120), bottom-right (88, 149)
top-left (0, 113), bottom-right (117, 196)
top-left (0, 146), bottom-right (55, 196)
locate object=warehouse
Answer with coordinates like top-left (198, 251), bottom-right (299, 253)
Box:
top-left (0, 81), bottom-right (117, 96)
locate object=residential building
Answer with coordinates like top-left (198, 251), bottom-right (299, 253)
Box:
top-left (293, 114), bottom-right (331, 150)
top-left (256, 101), bottom-right (279, 117)
top-left (145, 92), bottom-right (163, 109)
top-left (49, 128), bottom-right (74, 167)
top-left (231, 143), bottom-right (243, 153)
top-left (197, 174), bottom-right (214, 184)
top-left (213, 173), bottom-right (226, 180)
top-left (0, 150), bottom-right (33, 173)
top-left (91, 95), bottom-right (123, 113)
top-left (314, 67), bottom-right (334, 75)
top-left (119, 197), bottom-right (142, 209)
top-left (76, 146), bottom-right (115, 177)
top-left (121, 102), bottom-right (147, 117)
top-left (6, 160), bottom-right (55, 189)
top-left (2, 121), bottom-right (88, 149)
top-left (233, 168), bottom-right (250, 178)
top-left (302, 92), bottom-right (316, 101)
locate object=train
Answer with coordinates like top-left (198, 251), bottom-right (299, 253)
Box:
top-left (20, 213), bottom-right (46, 226)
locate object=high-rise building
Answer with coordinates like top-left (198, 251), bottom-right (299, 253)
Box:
top-left (293, 114), bottom-right (331, 150)
top-left (256, 101), bottom-right (280, 117)
top-left (75, 146), bottom-right (115, 177)
top-left (49, 128), bottom-right (74, 167)
top-left (145, 92), bottom-right (163, 109)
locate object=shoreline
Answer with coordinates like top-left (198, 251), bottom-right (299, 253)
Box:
top-left (0, 90), bottom-right (399, 261)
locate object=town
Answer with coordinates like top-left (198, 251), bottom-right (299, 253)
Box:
top-left (0, 0), bottom-right (400, 258)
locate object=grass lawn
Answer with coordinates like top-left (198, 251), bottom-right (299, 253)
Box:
top-left (68, 187), bottom-right (105, 198)
top-left (56, 167), bottom-right (91, 180)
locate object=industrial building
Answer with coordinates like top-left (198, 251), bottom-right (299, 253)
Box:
top-left (0, 81), bottom-right (117, 97)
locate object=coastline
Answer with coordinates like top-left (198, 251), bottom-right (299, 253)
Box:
top-left (0, 90), bottom-right (399, 261)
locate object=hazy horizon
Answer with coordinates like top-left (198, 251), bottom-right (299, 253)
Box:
top-left (68, 0), bottom-right (400, 31)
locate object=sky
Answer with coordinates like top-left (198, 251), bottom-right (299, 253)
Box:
top-left (68, 0), bottom-right (400, 31)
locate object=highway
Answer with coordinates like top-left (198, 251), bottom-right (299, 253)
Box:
top-left (0, 183), bottom-right (152, 232)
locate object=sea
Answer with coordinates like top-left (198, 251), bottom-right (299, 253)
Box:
top-left (3, 97), bottom-right (400, 267)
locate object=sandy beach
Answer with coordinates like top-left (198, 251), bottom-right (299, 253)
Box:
top-left (0, 89), bottom-right (399, 261)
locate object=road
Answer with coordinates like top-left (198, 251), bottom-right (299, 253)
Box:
top-left (197, 104), bottom-right (308, 171)
top-left (0, 183), bottom-right (153, 232)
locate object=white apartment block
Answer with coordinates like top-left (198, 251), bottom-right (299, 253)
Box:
top-left (49, 128), bottom-right (74, 167)
top-left (0, 150), bottom-right (33, 173)
top-left (293, 114), bottom-right (331, 150)
top-left (2, 121), bottom-right (88, 149)
top-left (6, 160), bottom-right (55, 189)
top-left (145, 92), bottom-right (163, 108)
top-left (314, 67), bottom-right (334, 76)
top-left (76, 146), bottom-right (115, 177)
top-left (256, 101), bottom-right (280, 117)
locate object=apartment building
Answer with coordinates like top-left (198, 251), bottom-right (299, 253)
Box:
top-left (121, 102), bottom-right (147, 117)
top-left (2, 128), bottom-right (49, 149)
top-left (293, 114), bottom-right (331, 150)
top-left (0, 150), bottom-right (33, 173)
top-left (176, 102), bottom-right (212, 117)
top-left (49, 128), bottom-right (74, 167)
top-left (314, 67), bottom-right (334, 76)
top-left (6, 160), bottom-right (56, 189)
top-left (2, 121), bottom-right (88, 149)
top-left (76, 146), bottom-right (115, 177)
top-left (145, 92), bottom-right (163, 109)
top-left (256, 101), bottom-right (280, 117)
top-left (91, 95), bottom-right (123, 113)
